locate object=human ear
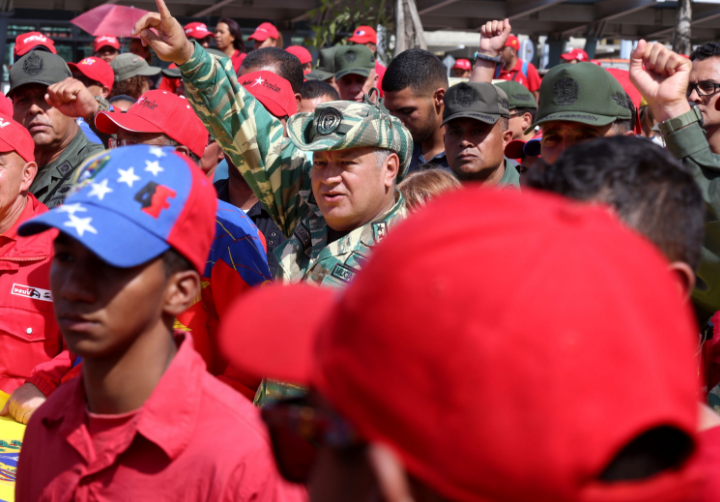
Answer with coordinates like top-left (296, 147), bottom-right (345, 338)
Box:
top-left (502, 127), bottom-right (514, 147)
top-left (366, 443), bottom-right (415, 502)
top-left (164, 270), bottom-right (200, 317)
top-left (20, 161), bottom-right (38, 192)
top-left (434, 88), bottom-right (445, 111)
top-left (522, 112), bottom-right (533, 131)
top-left (384, 152), bottom-right (400, 186)
top-left (668, 261), bottom-right (695, 300)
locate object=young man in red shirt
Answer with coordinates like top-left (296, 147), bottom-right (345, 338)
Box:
top-left (496, 34), bottom-right (541, 101)
top-left (14, 145), bottom-right (304, 502)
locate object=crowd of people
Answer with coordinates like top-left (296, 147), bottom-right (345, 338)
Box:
top-left (1, 1), bottom-right (720, 499)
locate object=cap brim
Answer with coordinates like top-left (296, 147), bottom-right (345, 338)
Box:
top-left (136, 66), bottom-right (161, 77)
top-left (504, 139), bottom-right (526, 159)
top-left (162, 68), bottom-right (181, 78)
top-left (7, 79), bottom-right (53, 98)
top-left (527, 111), bottom-right (617, 134)
top-left (218, 284), bottom-right (337, 385)
top-left (95, 111), bottom-right (163, 135)
top-left (253, 96), bottom-right (288, 118)
top-left (441, 111), bottom-right (501, 127)
top-left (248, 32), bottom-right (271, 42)
top-left (348, 36), bottom-right (375, 44)
top-left (559, 54), bottom-right (574, 61)
top-left (306, 70), bottom-right (334, 81)
top-left (19, 202), bottom-right (170, 268)
top-left (336, 68), bottom-right (371, 80)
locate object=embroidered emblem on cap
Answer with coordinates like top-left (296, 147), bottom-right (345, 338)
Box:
top-left (513, 93), bottom-right (532, 102)
top-left (553, 76), bottom-right (579, 106)
top-left (612, 94), bottom-right (630, 109)
top-left (344, 51), bottom-right (357, 63)
top-left (315, 107), bottom-right (344, 136)
top-left (23, 52), bottom-right (43, 76)
top-left (454, 84), bottom-right (474, 108)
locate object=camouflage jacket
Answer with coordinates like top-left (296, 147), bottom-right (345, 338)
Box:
top-left (180, 44), bottom-right (408, 287)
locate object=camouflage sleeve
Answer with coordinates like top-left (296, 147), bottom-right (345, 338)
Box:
top-left (179, 42), bottom-right (309, 237)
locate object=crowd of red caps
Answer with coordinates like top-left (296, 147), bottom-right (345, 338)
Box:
top-left (2, 10), bottom-right (720, 502)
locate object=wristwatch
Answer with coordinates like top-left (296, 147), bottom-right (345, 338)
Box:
top-left (474, 52), bottom-right (502, 64)
top-left (658, 106), bottom-right (703, 136)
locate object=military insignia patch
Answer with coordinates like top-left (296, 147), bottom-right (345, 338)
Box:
top-left (612, 95), bottom-right (630, 109)
top-left (343, 51), bottom-right (357, 63)
top-left (315, 107), bottom-right (344, 136)
top-left (553, 76), bottom-right (579, 106)
top-left (56, 161), bottom-right (72, 176)
top-left (513, 93), bottom-right (532, 102)
top-left (22, 52), bottom-right (43, 76)
top-left (454, 84), bottom-right (474, 108)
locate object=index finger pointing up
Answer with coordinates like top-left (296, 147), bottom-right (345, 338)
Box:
top-left (156, 0), bottom-right (172, 20)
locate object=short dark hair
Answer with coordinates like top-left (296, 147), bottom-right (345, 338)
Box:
top-left (241, 47), bottom-right (303, 94)
top-left (514, 106), bottom-right (536, 121)
top-left (382, 48), bottom-right (449, 97)
top-left (162, 248), bottom-right (194, 277)
top-left (529, 136), bottom-right (704, 270)
top-left (300, 79), bottom-right (339, 101)
top-left (611, 93), bottom-right (636, 134)
top-left (217, 18), bottom-right (246, 53)
top-left (690, 42), bottom-right (720, 61)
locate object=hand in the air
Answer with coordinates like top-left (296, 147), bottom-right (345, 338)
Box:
top-left (479, 19), bottom-right (512, 57)
top-left (132, 0), bottom-right (194, 66)
top-left (0, 383), bottom-right (47, 425)
top-left (629, 40), bottom-right (692, 123)
top-left (45, 77), bottom-right (99, 120)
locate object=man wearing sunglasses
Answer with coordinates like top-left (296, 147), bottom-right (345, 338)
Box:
top-left (688, 43), bottom-right (720, 156)
top-left (218, 187), bottom-right (711, 502)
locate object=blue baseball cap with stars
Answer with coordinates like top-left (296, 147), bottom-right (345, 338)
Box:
top-left (19, 145), bottom-right (218, 273)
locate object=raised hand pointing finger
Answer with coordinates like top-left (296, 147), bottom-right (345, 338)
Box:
top-left (132, 0), bottom-right (194, 65)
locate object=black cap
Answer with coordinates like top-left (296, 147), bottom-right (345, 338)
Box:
top-left (8, 51), bottom-right (71, 97)
top-left (442, 82), bottom-right (510, 126)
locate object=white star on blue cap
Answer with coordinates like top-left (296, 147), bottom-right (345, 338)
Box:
top-left (145, 160), bottom-right (163, 176)
top-left (117, 167), bottom-right (141, 187)
top-left (63, 214), bottom-right (97, 237)
top-left (88, 179), bottom-right (113, 200)
top-left (149, 146), bottom-right (167, 158)
top-left (56, 203), bottom-right (87, 215)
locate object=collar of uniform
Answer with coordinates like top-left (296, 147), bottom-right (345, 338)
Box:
top-left (32, 128), bottom-right (92, 192)
top-left (0, 193), bottom-right (54, 262)
top-left (45, 333), bottom-right (205, 462)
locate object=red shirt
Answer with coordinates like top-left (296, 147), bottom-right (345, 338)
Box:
top-left (699, 426), bottom-right (720, 500)
top-left (231, 50), bottom-right (246, 75)
top-left (497, 59), bottom-right (541, 93)
top-left (0, 194), bottom-right (62, 394)
top-left (375, 61), bottom-right (386, 97)
top-left (16, 334), bottom-right (307, 502)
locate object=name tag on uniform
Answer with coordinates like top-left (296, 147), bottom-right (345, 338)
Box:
top-left (11, 284), bottom-right (53, 302)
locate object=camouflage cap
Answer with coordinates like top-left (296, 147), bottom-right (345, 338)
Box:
top-left (287, 98), bottom-right (413, 181)
top-left (494, 81), bottom-right (537, 110)
top-left (306, 47), bottom-right (336, 81)
top-left (530, 62), bottom-right (632, 132)
top-left (442, 82), bottom-right (510, 127)
top-left (334, 45), bottom-right (375, 80)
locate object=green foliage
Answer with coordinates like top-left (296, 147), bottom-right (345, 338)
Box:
top-left (307, 0), bottom-right (393, 63)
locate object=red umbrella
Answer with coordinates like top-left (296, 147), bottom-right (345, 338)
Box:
top-left (71, 4), bottom-right (149, 38)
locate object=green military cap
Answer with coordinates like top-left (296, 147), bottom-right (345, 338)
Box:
top-left (306, 47), bottom-right (336, 81)
top-left (287, 99), bottom-right (413, 181)
top-left (494, 80), bottom-right (537, 110)
top-left (334, 45), bottom-right (375, 80)
top-left (442, 82), bottom-right (510, 126)
top-left (530, 62), bottom-right (632, 131)
top-left (8, 51), bottom-right (71, 97)
top-left (111, 53), bottom-right (160, 82)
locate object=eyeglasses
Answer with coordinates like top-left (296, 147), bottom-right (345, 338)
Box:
top-left (687, 81), bottom-right (720, 97)
top-left (261, 396), bottom-right (363, 483)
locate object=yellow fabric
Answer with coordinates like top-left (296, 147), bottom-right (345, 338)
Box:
top-left (0, 391), bottom-right (26, 502)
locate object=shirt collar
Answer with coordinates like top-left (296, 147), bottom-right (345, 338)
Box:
top-left (44, 333), bottom-right (205, 461)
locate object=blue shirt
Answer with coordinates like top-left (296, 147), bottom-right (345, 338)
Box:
top-left (408, 144), bottom-right (451, 174)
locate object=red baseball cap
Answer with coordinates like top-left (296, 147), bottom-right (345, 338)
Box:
top-left (14, 32), bottom-right (56, 57)
top-left (285, 46), bottom-right (312, 65)
top-left (560, 48), bottom-right (589, 62)
top-left (220, 187), bottom-right (704, 501)
top-left (452, 58), bottom-right (472, 71)
top-left (504, 34), bottom-right (520, 50)
top-left (348, 25), bottom-right (377, 45)
top-left (248, 22), bottom-right (279, 42)
top-left (94, 90), bottom-right (208, 158)
top-left (68, 57), bottom-right (114, 91)
top-left (239, 71), bottom-right (297, 118)
top-left (0, 92), bottom-right (12, 118)
top-left (93, 35), bottom-right (120, 52)
top-left (184, 22), bottom-right (213, 40)
top-left (0, 114), bottom-right (35, 163)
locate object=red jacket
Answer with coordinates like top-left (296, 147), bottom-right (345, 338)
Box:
top-left (0, 194), bottom-right (62, 394)
top-left (16, 334), bottom-right (306, 502)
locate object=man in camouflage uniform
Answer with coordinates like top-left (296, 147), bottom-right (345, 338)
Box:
top-left (133, 1), bottom-right (412, 291)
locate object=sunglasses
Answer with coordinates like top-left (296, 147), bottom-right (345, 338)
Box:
top-left (261, 396), bottom-right (363, 483)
